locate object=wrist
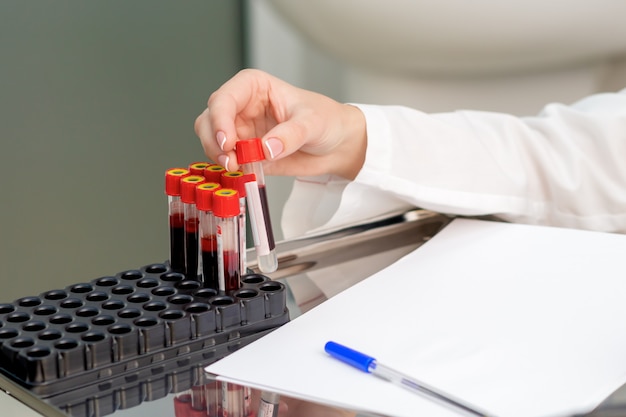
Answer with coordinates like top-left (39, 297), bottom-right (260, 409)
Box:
top-left (334, 104), bottom-right (367, 180)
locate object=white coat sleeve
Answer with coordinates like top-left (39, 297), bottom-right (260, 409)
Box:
top-left (281, 89), bottom-right (626, 237)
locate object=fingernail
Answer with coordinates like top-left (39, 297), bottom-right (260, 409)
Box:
top-left (264, 137), bottom-right (284, 160)
top-left (216, 131), bottom-right (227, 151)
top-left (217, 154), bottom-right (229, 170)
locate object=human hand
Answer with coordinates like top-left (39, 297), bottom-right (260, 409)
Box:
top-left (194, 69), bottom-right (367, 180)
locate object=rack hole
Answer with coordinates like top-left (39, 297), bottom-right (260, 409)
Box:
top-left (42, 290), bottom-right (68, 301)
top-left (159, 310), bottom-right (184, 320)
top-left (259, 282), bottom-right (283, 292)
top-left (0, 304), bottom-right (16, 314)
top-left (176, 280), bottom-right (201, 291)
top-left (92, 315), bottom-right (115, 326)
top-left (95, 276), bottom-right (119, 287)
top-left (86, 291), bottom-right (109, 302)
top-left (143, 301), bottom-right (167, 312)
top-left (60, 298), bottom-right (84, 309)
top-left (82, 331), bottom-right (105, 342)
top-left (134, 317), bottom-right (158, 327)
top-left (112, 285), bottom-right (134, 295)
top-left (144, 264), bottom-right (168, 274)
top-left (11, 337), bottom-right (34, 348)
top-left (70, 283), bottom-right (93, 294)
top-left (76, 307), bottom-right (99, 318)
top-left (7, 312), bottom-right (30, 323)
top-left (33, 305), bottom-right (58, 316)
top-left (194, 288), bottom-right (218, 299)
top-left (185, 303), bottom-right (210, 314)
top-left (234, 289), bottom-right (258, 299)
top-left (137, 278), bottom-right (159, 289)
top-left (18, 297), bottom-right (42, 307)
top-left (65, 323), bottom-right (89, 333)
top-left (127, 293), bottom-right (150, 304)
top-left (27, 346), bottom-right (51, 358)
top-left (167, 295), bottom-right (193, 305)
top-left (120, 270), bottom-right (143, 281)
top-left (160, 272), bottom-right (185, 283)
top-left (49, 314), bottom-right (72, 325)
top-left (0, 328), bottom-right (18, 339)
top-left (22, 321), bottom-right (46, 332)
top-left (118, 308), bottom-right (141, 319)
top-left (39, 330), bottom-right (62, 341)
top-left (102, 300), bottom-right (125, 310)
top-left (152, 286), bottom-right (176, 297)
top-left (210, 296), bottom-right (234, 306)
top-left (108, 324), bottom-right (132, 335)
top-left (55, 339), bottom-right (79, 350)
top-left (241, 274), bottom-right (266, 284)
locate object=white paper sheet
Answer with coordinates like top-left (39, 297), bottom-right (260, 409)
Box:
top-left (206, 219), bottom-right (626, 417)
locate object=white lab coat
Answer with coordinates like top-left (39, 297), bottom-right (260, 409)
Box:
top-left (281, 89), bottom-right (626, 237)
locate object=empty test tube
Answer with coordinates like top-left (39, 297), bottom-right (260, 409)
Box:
top-left (213, 189), bottom-right (241, 292)
top-left (180, 175), bottom-right (206, 280)
top-left (165, 168), bottom-right (190, 273)
top-left (222, 171), bottom-right (255, 274)
top-left (196, 182), bottom-right (221, 290)
top-left (235, 138), bottom-right (278, 273)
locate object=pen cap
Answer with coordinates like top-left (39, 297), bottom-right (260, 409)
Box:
top-left (165, 168), bottom-right (190, 196)
top-left (204, 164), bottom-right (226, 184)
top-left (180, 175), bottom-right (206, 204)
top-left (196, 182), bottom-right (221, 211)
top-left (235, 138), bottom-right (265, 164)
top-left (188, 162), bottom-right (211, 176)
top-left (324, 341), bottom-right (375, 373)
top-left (213, 189), bottom-right (240, 218)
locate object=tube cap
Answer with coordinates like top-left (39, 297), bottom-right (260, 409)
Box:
top-left (235, 138), bottom-right (265, 163)
top-left (204, 164), bottom-right (226, 184)
top-left (324, 341), bottom-right (375, 373)
top-left (188, 162), bottom-right (211, 176)
top-left (221, 171), bottom-right (256, 198)
top-left (165, 168), bottom-right (190, 196)
top-left (196, 182), bottom-right (221, 211)
top-left (180, 175), bottom-right (206, 204)
top-left (213, 189), bottom-right (239, 218)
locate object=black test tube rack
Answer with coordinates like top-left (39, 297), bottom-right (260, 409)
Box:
top-left (0, 263), bottom-right (289, 415)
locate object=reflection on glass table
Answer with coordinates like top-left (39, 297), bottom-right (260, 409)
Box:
top-left (0, 209), bottom-right (450, 417)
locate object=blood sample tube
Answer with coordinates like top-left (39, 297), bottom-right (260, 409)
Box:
top-left (196, 182), bottom-right (221, 290)
top-left (221, 382), bottom-right (248, 417)
top-left (188, 161), bottom-right (211, 176)
top-left (257, 391), bottom-right (280, 417)
top-left (204, 164), bottom-right (226, 184)
top-left (222, 171), bottom-right (255, 274)
top-left (235, 138), bottom-right (278, 273)
top-left (180, 175), bottom-right (206, 280)
top-left (165, 168), bottom-right (190, 273)
top-left (173, 390), bottom-right (192, 417)
top-left (213, 189), bottom-right (241, 292)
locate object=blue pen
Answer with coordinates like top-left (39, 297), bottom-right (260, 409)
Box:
top-left (324, 341), bottom-right (494, 417)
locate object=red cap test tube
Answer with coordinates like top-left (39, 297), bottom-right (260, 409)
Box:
top-left (235, 138), bottom-right (278, 273)
top-left (204, 164), bottom-right (226, 184)
top-left (221, 171), bottom-right (255, 274)
top-left (213, 189), bottom-right (241, 292)
top-left (180, 175), bottom-right (206, 280)
top-left (188, 161), bottom-right (211, 176)
top-left (165, 168), bottom-right (190, 274)
top-left (196, 182), bottom-right (221, 290)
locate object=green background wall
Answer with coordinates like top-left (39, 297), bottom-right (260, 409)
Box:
top-left (0, 1), bottom-right (245, 301)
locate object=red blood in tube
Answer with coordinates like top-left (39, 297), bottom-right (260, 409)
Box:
top-left (258, 186), bottom-right (276, 251)
top-left (173, 393), bottom-right (192, 417)
top-left (201, 236), bottom-right (219, 290)
top-left (185, 218), bottom-right (200, 279)
top-left (223, 250), bottom-right (241, 292)
top-left (169, 213), bottom-right (185, 273)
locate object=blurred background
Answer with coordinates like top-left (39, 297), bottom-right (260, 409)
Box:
top-left (2, 0), bottom-right (626, 302)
